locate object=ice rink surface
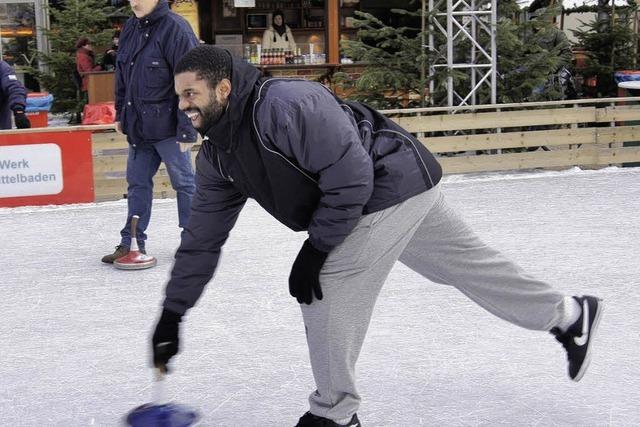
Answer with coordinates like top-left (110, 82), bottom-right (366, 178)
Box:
top-left (2, 167), bottom-right (639, 427)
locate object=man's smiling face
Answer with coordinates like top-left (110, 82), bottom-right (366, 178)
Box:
top-left (175, 71), bottom-right (230, 133)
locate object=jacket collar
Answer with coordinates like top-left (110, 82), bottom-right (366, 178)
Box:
top-left (137, 0), bottom-right (169, 28)
top-left (204, 50), bottom-right (263, 152)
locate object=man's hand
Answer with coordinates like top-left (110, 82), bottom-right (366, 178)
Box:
top-left (115, 121), bottom-right (123, 133)
top-left (151, 308), bottom-right (183, 373)
top-left (13, 109), bottom-right (30, 129)
top-left (289, 239), bottom-right (329, 305)
top-left (178, 141), bottom-right (196, 153)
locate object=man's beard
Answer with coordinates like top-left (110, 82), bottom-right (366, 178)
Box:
top-left (194, 93), bottom-right (228, 133)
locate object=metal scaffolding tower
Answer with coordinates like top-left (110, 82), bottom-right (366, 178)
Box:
top-left (428, 0), bottom-right (497, 108)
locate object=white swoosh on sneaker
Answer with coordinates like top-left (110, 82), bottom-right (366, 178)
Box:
top-left (574, 300), bottom-right (589, 346)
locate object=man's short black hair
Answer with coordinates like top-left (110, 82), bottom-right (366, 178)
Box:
top-left (175, 45), bottom-right (232, 90)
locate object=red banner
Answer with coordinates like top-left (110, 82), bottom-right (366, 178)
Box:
top-left (0, 130), bottom-right (94, 207)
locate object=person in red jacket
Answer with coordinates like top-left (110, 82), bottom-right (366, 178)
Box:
top-left (73, 37), bottom-right (102, 124)
top-left (75, 37), bottom-right (102, 93)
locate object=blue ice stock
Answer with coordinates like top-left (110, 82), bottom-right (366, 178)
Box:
top-left (126, 403), bottom-right (199, 427)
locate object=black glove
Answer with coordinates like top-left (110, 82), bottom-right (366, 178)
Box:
top-left (13, 109), bottom-right (31, 129)
top-left (151, 308), bottom-right (183, 373)
top-left (289, 239), bottom-right (329, 305)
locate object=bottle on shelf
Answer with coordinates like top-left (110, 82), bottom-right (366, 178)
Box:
top-left (251, 44), bottom-right (259, 65)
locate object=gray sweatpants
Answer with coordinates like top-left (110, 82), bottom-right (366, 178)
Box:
top-left (300, 184), bottom-right (565, 423)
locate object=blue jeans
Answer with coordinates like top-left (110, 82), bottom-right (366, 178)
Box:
top-left (119, 137), bottom-right (195, 247)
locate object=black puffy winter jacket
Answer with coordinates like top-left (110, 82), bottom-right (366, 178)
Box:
top-left (164, 51), bottom-right (442, 314)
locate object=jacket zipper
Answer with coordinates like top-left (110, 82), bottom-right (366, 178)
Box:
top-left (204, 135), bottom-right (234, 182)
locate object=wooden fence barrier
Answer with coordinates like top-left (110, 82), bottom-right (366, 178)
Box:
top-left (88, 97), bottom-right (640, 201)
top-left (91, 131), bottom-right (199, 202)
top-left (380, 96), bottom-right (640, 174)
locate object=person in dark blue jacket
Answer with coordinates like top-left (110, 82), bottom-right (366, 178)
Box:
top-left (150, 46), bottom-right (603, 427)
top-left (0, 60), bottom-right (31, 130)
top-left (101, 0), bottom-right (198, 263)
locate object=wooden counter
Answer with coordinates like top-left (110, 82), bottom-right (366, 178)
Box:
top-left (85, 71), bottom-right (115, 104)
top-left (80, 65), bottom-right (364, 105)
top-left (252, 62), bottom-right (364, 80)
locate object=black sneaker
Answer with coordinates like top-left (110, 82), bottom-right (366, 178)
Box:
top-left (551, 295), bottom-right (604, 382)
top-left (295, 411), bottom-right (361, 427)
